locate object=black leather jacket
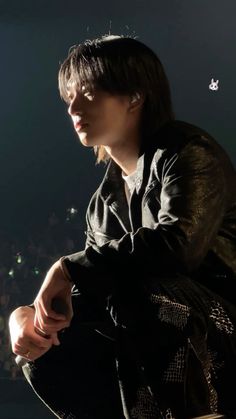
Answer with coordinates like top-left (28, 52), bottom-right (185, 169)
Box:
top-left (64, 120), bottom-right (236, 304)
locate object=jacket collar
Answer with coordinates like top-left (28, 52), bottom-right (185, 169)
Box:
top-left (99, 121), bottom-right (172, 204)
top-left (100, 152), bottom-right (146, 205)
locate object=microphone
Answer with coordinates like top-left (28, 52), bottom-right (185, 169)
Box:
top-left (15, 298), bottom-right (69, 367)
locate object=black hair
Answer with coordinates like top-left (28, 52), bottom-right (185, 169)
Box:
top-left (58, 34), bottom-right (175, 162)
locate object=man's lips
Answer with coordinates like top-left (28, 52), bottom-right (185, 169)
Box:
top-left (74, 122), bottom-right (89, 131)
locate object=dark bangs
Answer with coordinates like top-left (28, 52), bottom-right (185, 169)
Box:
top-left (58, 35), bottom-right (142, 102)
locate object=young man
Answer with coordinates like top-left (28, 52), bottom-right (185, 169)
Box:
top-left (9, 35), bottom-right (236, 419)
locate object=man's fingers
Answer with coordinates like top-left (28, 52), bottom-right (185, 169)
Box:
top-left (21, 346), bottom-right (51, 362)
top-left (13, 341), bottom-right (30, 355)
top-left (13, 337), bottom-right (52, 357)
top-left (34, 299), bottom-right (68, 333)
top-left (34, 315), bottom-right (69, 335)
top-left (40, 298), bottom-right (67, 321)
top-left (28, 332), bottom-right (53, 349)
top-left (34, 301), bottom-right (68, 332)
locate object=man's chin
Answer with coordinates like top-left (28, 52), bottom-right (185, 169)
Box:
top-left (79, 137), bottom-right (94, 148)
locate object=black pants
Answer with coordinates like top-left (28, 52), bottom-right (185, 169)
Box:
top-left (22, 281), bottom-right (236, 419)
top-left (22, 294), bottom-right (125, 419)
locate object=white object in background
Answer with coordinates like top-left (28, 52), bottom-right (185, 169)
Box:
top-left (209, 78), bottom-right (219, 91)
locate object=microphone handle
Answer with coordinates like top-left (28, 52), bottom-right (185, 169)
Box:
top-left (15, 297), bottom-right (68, 367)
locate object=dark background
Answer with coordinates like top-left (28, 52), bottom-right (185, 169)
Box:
top-left (0, 0), bottom-right (235, 417)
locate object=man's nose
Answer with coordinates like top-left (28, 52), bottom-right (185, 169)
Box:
top-left (67, 93), bottom-right (84, 116)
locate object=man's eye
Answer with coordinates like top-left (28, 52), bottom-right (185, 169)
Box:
top-left (83, 91), bottom-right (94, 101)
top-left (81, 85), bottom-right (95, 100)
top-left (65, 88), bottom-right (95, 104)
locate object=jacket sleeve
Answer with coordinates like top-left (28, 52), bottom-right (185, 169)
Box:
top-left (62, 136), bottom-right (227, 297)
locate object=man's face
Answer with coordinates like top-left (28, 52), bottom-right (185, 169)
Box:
top-left (66, 82), bottom-right (138, 149)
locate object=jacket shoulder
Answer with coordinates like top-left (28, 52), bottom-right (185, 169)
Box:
top-left (156, 120), bottom-right (216, 149)
top-left (151, 120), bottom-right (230, 164)
top-left (150, 120), bottom-right (235, 181)
top-left (166, 120), bottom-right (210, 136)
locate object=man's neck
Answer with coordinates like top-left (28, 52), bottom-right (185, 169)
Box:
top-left (104, 138), bottom-right (140, 175)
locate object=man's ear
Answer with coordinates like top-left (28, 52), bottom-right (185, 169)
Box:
top-left (129, 92), bottom-right (146, 111)
top-left (131, 93), bottom-right (141, 103)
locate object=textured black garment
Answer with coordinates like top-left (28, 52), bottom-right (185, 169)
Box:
top-left (61, 120), bottom-right (236, 418)
top-left (110, 276), bottom-right (236, 418)
top-left (22, 121), bottom-right (236, 418)
top-left (21, 287), bottom-right (236, 419)
top-left (63, 120), bottom-right (236, 302)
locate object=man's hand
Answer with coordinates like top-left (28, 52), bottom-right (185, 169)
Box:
top-left (33, 259), bottom-right (74, 336)
top-left (9, 306), bottom-right (56, 362)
